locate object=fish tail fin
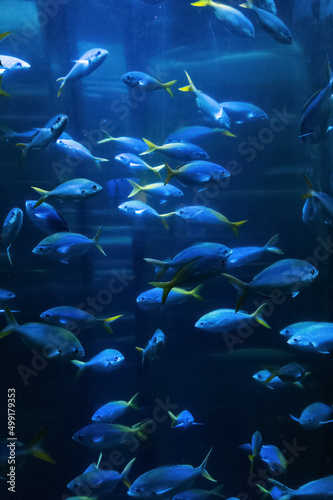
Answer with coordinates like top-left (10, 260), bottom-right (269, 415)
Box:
top-left (164, 161), bottom-right (177, 185)
top-left (6, 245), bottom-right (12, 267)
top-left (0, 74), bottom-right (9, 97)
top-left (71, 360), bottom-right (86, 378)
top-left (128, 392), bottom-right (140, 410)
top-left (93, 156), bottom-right (109, 169)
top-left (101, 314), bottom-right (123, 335)
top-left (97, 129), bottom-right (114, 144)
top-left (93, 226), bottom-right (106, 256)
top-left (144, 258), bottom-right (168, 279)
top-left (31, 187), bottom-right (49, 208)
top-left (149, 164), bottom-right (164, 180)
top-left (0, 124), bottom-right (15, 136)
top-left (251, 303), bottom-right (271, 329)
top-left (179, 70), bottom-right (197, 92)
top-left (149, 280), bottom-right (174, 305)
top-left (261, 365), bottom-right (277, 386)
top-left (267, 479), bottom-right (293, 498)
top-left (222, 273), bottom-right (249, 312)
top-left (159, 212), bottom-right (175, 230)
top-left (249, 455), bottom-right (254, 475)
top-left (293, 382), bottom-right (305, 390)
top-left (0, 304), bottom-right (17, 339)
top-left (190, 284), bottom-right (205, 302)
top-left (265, 233), bottom-right (284, 254)
top-left (121, 457), bottom-right (136, 488)
top-left (16, 144), bottom-right (28, 167)
top-left (127, 179), bottom-right (143, 197)
top-left (135, 346), bottom-right (145, 365)
top-left (222, 130), bottom-right (236, 137)
top-left (239, 0), bottom-right (253, 8)
top-left (256, 484), bottom-right (270, 496)
top-left (199, 448), bottom-right (216, 482)
top-left (28, 424), bottom-right (57, 465)
top-left (191, 0), bottom-right (212, 7)
top-left (230, 219), bottom-right (248, 237)
top-left (56, 78), bottom-right (66, 97)
top-left (168, 411), bottom-right (178, 427)
top-left (132, 419), bottom-right (154, 441)
top-left (161, 80), bottom-right (177, 97)
top-left (302, 174), bottom-right (315, 199)
top-left (209, 485), bottom-right (225, 498)
top-left (0, 31), bottom-right (11, 41)
top-left (141, 138), bottom-right (158, 155)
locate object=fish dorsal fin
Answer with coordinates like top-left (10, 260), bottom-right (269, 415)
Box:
top-left (303, 88), bottom-right (323, 113)
top-left (84, 463), bottom-right (99, 474)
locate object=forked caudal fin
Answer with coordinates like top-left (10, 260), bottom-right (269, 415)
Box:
top-left (0, 74), bottom-right (9, 98)
top-left (265, 234), bottom-right (283, 254)
top-left (251, 303), bottom-right (271, 329)
top-left (0, 303), bottom-right (18, 339)
top-left (164, 161), bottom-right (178, 185)
top-left (71, 360), bottom-right (86, 378)
top-left (97, 129), bottom-right (114, 144)
top-left (179, 70), bottom-right (198, 93)
top-left (31, 187), bottom-right (50, 208)
top-left (56, 77), bottom-right (66, 97)
top-left (302, 174), bottom-right (315, 199)
top-left (100, 314), bottom-right (123, 335)
top-left (28, 424), bottom-right (57, 464)
top-left (222, 273), bottom-right (249, 312)
top-left (199, 448), bottom-right (216, 482)
top-left (128, 392), bottom-right (140, 410)
top-left (160, 79), bottom-right (177, 98)
top-left (93, 226), bottom-right (106, 256)
top-left (239, 0), bottom-right (254, 8)
top-left (127, 179), bottom-right (144, 197)
top-left (140, 138), bottom-right (158, 155)
top-left (121, 457), bottom-right (136, 488)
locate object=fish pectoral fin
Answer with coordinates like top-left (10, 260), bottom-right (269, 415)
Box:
top-left (47, 349), bottom-right (62, 359)
top-left (60, 259), bottom-right (70, 264)
top-left (194, 173), bottom-right (211, 182)
top-left (289, 414), bottom-right (299, 423)
top-left (57, 245), bottom-right (73, 254)
top-left (319, 420), bottom-right (333, 425)
top-left (93, 435), bottom-right (104, 443)
top-left (156, 489), bottom-right (174, 495)
top-left (291, 291), bottom-right (299, 298)
top-left (83, 463), bottom-right (99, 474)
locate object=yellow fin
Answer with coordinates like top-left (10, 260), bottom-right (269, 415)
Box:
top-left (97, 129), bottom-right (114, 144)
top-left (0, 74), bottom-right (9, 97)
top-left (0, 32), bottom-right (11, 41)
top-left (302, 174), bottom-right (314, 199)
top-left (161, 79), bottom-right (177, 98)
top-left (252, 303), bottom-right (271, 329)
top-left (93, 226), bottom-right (106, 256)
top-left (191, 0), bottom-right (211, 7)
top-left (127, 179), bottom-right (143, 197)
top-left (164, 161), bottom-right (177, 185)
top-left (140, 138), bottom-right (158, 155)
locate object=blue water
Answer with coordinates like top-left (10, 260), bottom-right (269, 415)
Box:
top-left (1, 0), bottom-right (333, 499)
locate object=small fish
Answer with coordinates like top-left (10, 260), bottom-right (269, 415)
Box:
top-left (256, 0), bottom-right (277, 15)
top-left (223, 259), bottom-right (318, 312)
top-left (226, 234), bottom-right (283, 269)
top-left (302, 175), bottom-right (333, 225)
top-left (175, 206), bottom-right (247, 237)
top-left (2, 207), bottom-right (23, 266)
top-left (0, 304), bottom-right (84, 361)
top-left (98, 131), bottom-right (147, 154)
top-left (71, 349), bottom-right (125, 378)
top-left (165, 126), bottom-right (229, 144)
top-left (219, 101), bottom-right (268, 125)
top-left (57, 48), bottom-right (108, 97)
top-left (249, 431), bottom-right (262, 473)
top-left (0, 55), bottom-right (30, 72)
top-left (31, 178), bottom-right (103, 208)
top-left (136, 285), bottom-right (204, 310)
top-left (16, 114), bottom-right (69, 166)
top-left (300, 62), bottom-right (333, 144)
top-left (259, 445), bottom-right (287, 474)
top-left (290, 402), bottom-right (333, 430)
top-left (287, 323), bottom-right (333, 354)
top-left (25, 200), bottom-right (70, 235)
top-left (92, 393), bottom-right (140, 422)
top-left (191, 0), bottom-right (255, 38)
top-left (72, 420), bottom-right (153, 450)
top-left (118, 200), bottom-right (174, 229)
top-left (195, 304), bottom-right (270, 332)
top-left (145, 242), bottom-right (232, 279)
top-left (279, 321), bottom-right (319, 338)
top-left (262, 362), bottom-right (309, 388)
top-left (55, 138), bottom-right (108, 169)
top-left (0, 288), bottom-right (15, 302)
top-left (67, 456), bottom-right (136, 496)
top-left (240, 0), bottom-right (293, 44)
top-left (122, 71), bottom-right (177, 97)
top-left (164, 160), bottom-right (230, 188)
top-left (127, 179), bottom-right (183, 203)
top-left (40, 306), bottom-right (122, 335)
top-left (140, 138), bottom-right (209, 161)
top-left (172, 485), bottom-right (224, 500)
top-left (0, 124), bottom-right (71, 143)
top-left (168, 410), bottom-right (203, 429)
top-left (265, 476), bottom-right (333, 499)
top-left (253, 370), bottom-right (288, 390)
top-left (136, 328), bottom-right (166, 364)
top-left (32, 227), bottom-right (106, 264)
top-left (128, 449), bottom-right (216, 499)
top-left (179, 72), bottom-right (230, 129)
top-left (115, 153), bottom-right (164, 179)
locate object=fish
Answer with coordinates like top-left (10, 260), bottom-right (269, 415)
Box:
top-left (226, 234), bottom-right (283, 269)
top-left (25, 200), bottom-right (71, 235)
top-left (290, 402), bottom-right (333, 430)
top-left (67, 456), bottom-right (136, 496)
top-left (0, 124), bottom-right (72, 143)
top-left (168, 410), bottom-right (203, 429)
top-left (279, 321), bottom-right (319, 338)
top-left (287, 323), bottom-right (333, 354)
top-left (92, 393), bottom-right (140, 422)
top-left (253, 369), bottom-right (288, 390)
top-left (118, 200), bottom-right (175, 229)
top-left (2, 207), bottom-right (23, 266)
top-left (31, 178), bottom-right (103, 208)
top-left (98, 131), bottom-right (147, 154)
top-left (174, 206), bottom-right (247, 237)
top-left (136, 328), bottom-right (166, 364)
top-left (40, 306), bottom-right (122, 335)
top-left (136, 285), bottom-right (204, 310)
top-left (0, 288), bottom-right (15, 302)
top-left (165, 126), bottom-right (230, 144)
top-left (223, 259), bottom-right (318, 312)
top-left (262, 362), bottom-right (310, 388)
top-left (0, 304), bottom-right (85, 361)
top-left (122, 71), bottom-right (177, 97)
top-left (195, 304), bottom-right (270, 332)
top-left (179, 72), bottom-right (230, 129)
top-left (145, 242), bottom-right (232, 280)
top-left (259, 445), bottom-right (287, 474)
top-left (248, 431), bottom-right (262, 474)
top-left (55, 138), bottom-right (108, 169)
top-left (115, 153), bottom-right (164, 179)
top-left (32, 227), bottom-right (106, 264)
top-left (128, 448), bottom-right (216, 499)
top-left (57, 48), bottom-right (108, 97)
top-left (72, 420), bottom-right (153, 450)
top-left (239, 0), bottom-right (293, 44)
top-left (300, 62), bottom-right (333, 144)
top-left (16, 114), bottom-right (69, 166)
top-left (164, 160), bottom-right (230, 188)
top-left (127, 179), bottom-right (183, 203)
top-left (0, 55), bottom-right (30, 72)
top-left (256, 0), bottom-right (277, 15)
top-left (71, 349), bottom-right (125, 378)
top-left (219, 101), bottom-right (268, 125)
top-left (265, 476), bottom-right (333, 499)
top-left (302, 174), bottom-right (333, 224)
top-left (140, 138), bottom-right (209, 161)
top-left (172, 485), bottom-right (224, 500)
top-left (191, 0), bottom-right (255, 38)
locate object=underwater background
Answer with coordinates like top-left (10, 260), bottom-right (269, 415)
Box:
top-left (1, 0), bottom-right (333, 499)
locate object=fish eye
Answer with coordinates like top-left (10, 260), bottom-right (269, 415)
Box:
top-left (72, 348), bottom-right (79, 354)
top-left (284, 330), bottom-right (289, 335)
top-left (56, 116), bottom-right (61, 122)
top-left (310, 269), bottom-right (316, 275)
top-left (123, 205), bottom-right (127, 209)
top-left (45, 314), bottom-right (50, 319)
top-left (114, 356), bottom-right (119, 361)
top-left (73, 482), bottom-right (79, 489)
top-left (179, 210), bottom-right (184, 215)
top-left (58, 350), bottom-right (63, 354)
top-left (15, 62), bottom-right (22, 68)
top-left (92, 185), bottom-right (97, 190)
top-left (76, 434), bottom-right (84, 441)
top-left (141, 297), bottom-right (145, 301)
top-left (96, 415), bottom-right (101, 421)
top-left (82, 189), bottom-right (86, 194)
top-left (96, 50), bottom-right (101, 55)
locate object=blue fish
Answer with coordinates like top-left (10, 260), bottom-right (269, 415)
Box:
top-left (286, 323), bottom-right (333, 354)
top-left (57, 48), bottom-right (108, 97)
top-left (92, 393), bottom-right (140, 422)
top-left (302, 175), bottom-right (333, 224)
top-left (262, 362), bottom-right (309, 387)
top-left (266, 475), bottom-right (333, 499)
top-left (219, 101), bottom-right (268, 125)
top-left (2, 207), bottom-right (23, 266)
top-left (227, 234), bottom-right (283, 269)
top-left (136, 285), bottom-right (204, 310)
top-left (140, 138), bottom-right (209, 161)
top-left (118, 200), bottom-right (174, 229)
top-left (25, 200), bottom-right (70, 235)
top-left (240, 0), bottom-right (292, 44)
top-left (98, 131), bottom-right (147, 154)
top-left (253, 370), bottom-right (288, 390)
top-left (290, 402), bottom-right (333, 430)
top-left (279, 321), bottom-right (319, 338)
top-left (31, 178), bottom-right (103, 208)
top-left (136, 329), bottom-right (166, 364)
top-left (71, 349), bottom-right (125, 378)
top-left (168, 410), bottom-right (203, 429)
top-left (172, 485), bottom-right (224, 500)
top-left (174, 206), bottom-right (247, 237)
top-left (164, 161), bottom-right (230, 188)
top-left (54, 138), bottom-right (108, 169)
top-left (127, 179), bottom-right (183, 203)
top-left (122, 71), bottom-right (177, 97)
top-left (165, 126), bottom-right (227, 145)
top-left (195, 304), bottom-right (270, 332)
top-left (259, 445), bottom-right (287, 474)
top-left (115, 153), bottom-right (164, 179)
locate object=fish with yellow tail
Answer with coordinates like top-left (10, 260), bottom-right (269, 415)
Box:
top-left (191, 0), bottom-right (254, 38)
top-left (195, 304), bottom-right (271, 333)
top-left (302, 174), bottom-right (333, 224)
top-left (140, 138), bottom-right (209, 161)
top-left (136, 329), bottom-right (166, 364)
top-left (31, 178), bottom-right (102, 208)
top-left (118, 200), bottom-right (174, 229)
top-left (92, 393), bottom-right (140, 423)
top-left (127, 179), bottom-right (183, 203)
top-left (164, 160), bottom-right (230, 188)
top-left (122, 71), bottom-right (177, 97)
top-left (71, 349), bottom-right (125, 378)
